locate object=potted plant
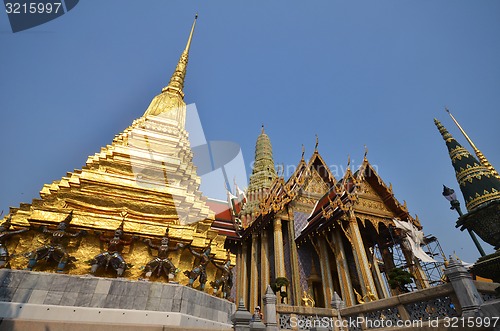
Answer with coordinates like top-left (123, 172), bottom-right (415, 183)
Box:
top-left (387, 267), bottom-right (413, 293)
top-left (272, 277), bottom-right (289, 303)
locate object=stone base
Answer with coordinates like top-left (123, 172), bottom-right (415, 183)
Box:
top-left (0, 269), bottom-right (234, 329)
top-left (472, 250), bottom-right (500, 282)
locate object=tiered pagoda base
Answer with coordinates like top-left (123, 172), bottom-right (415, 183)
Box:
top-left (0, 269), bottom-right (234, 330)
top-left (472, 250), bottom-right (500, 283)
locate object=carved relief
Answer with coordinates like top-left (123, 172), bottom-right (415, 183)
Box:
top-left (357, 198), bottom-right (390, 213)
top-left (303, 170), bottom-right (329, 195)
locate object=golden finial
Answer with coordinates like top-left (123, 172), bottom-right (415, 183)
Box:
top-left (261, 124), bottom-right (265, 134)
top-left (364, 145), bottom-right (368, 160)
top-left (446, 108), bottom-right (500, 180)
top-left (162, 14), bottom-right (198, 97)
top-left (301, 144), bottom-right (305, 160)
top-left (185, 14), bottom-right (198, 53)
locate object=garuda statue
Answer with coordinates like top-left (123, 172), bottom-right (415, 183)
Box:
top-left (184, 240), bottom-right (213, 290)
top-left (0, 215), bottom-right (29, 268)
top-left (210, 249), bottom-right (233, 299)
top-left (143, 228), bottom-right (184, 281)
top-left (26, 211), bottom-right (86, 272)
top-left (90, 221), bottom-right (134, 277)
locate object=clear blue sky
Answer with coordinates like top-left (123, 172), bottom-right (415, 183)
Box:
top-left (1, 1), bottom-right (499, 263)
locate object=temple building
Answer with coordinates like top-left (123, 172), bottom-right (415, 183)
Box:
top-left (232, 129), bottom-right (439, 313)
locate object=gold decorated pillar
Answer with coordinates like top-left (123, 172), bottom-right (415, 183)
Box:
top-left (288, 212), bottom-right (301, 306)
top-left (273, 217), bottom-right (286, 278)
top-left (317, 237), bottom-right (334, 307)
top-left (250, 232), bottom-right (260, 312)
top-left (260, 230), bottom-right (270, 305)
top-left (331, 230), bottom-right (355, 306)
top-left (237, 242), bottom-right (249, 306)
top-left (347, 212), bottom-right (378, 300)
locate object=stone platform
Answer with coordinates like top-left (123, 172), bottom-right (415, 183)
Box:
top-left (0, 269), bottom-right (234, 330)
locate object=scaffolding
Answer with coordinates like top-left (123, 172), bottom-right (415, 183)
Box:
top-left (421, 235), bottom-right (447, 286)
top-left (387, 227), bottom-right (446, 291)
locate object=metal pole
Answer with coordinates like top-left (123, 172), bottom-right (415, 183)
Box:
top-left (451, 200), bottom-right (486, 257)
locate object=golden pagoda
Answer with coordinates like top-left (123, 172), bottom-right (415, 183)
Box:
top-left (3, 15), bottom-right (232, 283)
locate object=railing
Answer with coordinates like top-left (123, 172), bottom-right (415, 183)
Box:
top-left (474, 280), bottom-right (499, 303)
top-left (235, 279), bottom-right (498, 330)
top-left (271, 281), bottom-right (499, 330)
top-left (340, 283), bottom-right (458, 330)
top-left (276, 304), bottom-right (339, 330)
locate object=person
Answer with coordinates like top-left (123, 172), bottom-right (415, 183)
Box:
top-left (252, 306), bottom-right (263, 321)
top-left (184, 240), bottom-right (213, 290)
top-left (0, 215), bottom-right (28, 268)
top-left (90, 221), bottom-right (134, 277)
top-left (143, 228), bottom-right (184, 281)
top-left (27, 211), bottom-right (86, 272)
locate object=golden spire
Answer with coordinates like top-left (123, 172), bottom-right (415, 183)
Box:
top-left (162, 14), bottom-right (198, 98)
top-left (446, 108), bottom-right (500, 180)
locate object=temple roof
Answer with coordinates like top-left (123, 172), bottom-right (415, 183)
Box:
top-left (435, 119), bottom-right (500, 211)
top-left (242, 146), bottom-right (336, 238)
top-left (296, 156), bottom-right (418, 243)
top-left (206, 198), bottom-right (240, 241)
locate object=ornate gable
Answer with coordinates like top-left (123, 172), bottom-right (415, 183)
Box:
top-left (355, 180), bottom-right (397, 218)
top-left (353, 158), bottom-right (419, 229)
top-left (302, 169), bottom-right (330, 197)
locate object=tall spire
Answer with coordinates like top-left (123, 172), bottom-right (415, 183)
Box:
top-left (240, 127), bottom-right (277, 226)
top-left (162, 14), bottom-right (198, 98)
top-left (247, 127), bottom-right (277, 193)
top-left (434, 119), bottom-right (500, 211)
top-left (446, 108), bottom-right (500, 180)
